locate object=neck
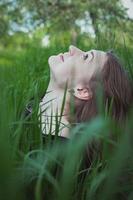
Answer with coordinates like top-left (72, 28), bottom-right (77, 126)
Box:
top-left (40, 79), bottom-right (70, 138)
top-left (46, 80), bottom-right (67, 108)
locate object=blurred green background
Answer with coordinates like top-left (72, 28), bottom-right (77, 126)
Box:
top-left (0, 0), bottom-right (133, 200)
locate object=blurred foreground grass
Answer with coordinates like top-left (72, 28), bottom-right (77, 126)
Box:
top-left (0, 34), bottom-right (133, 200)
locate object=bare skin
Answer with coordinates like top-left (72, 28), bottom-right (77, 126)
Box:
top-left (40, 45), bottom-right (108, 138)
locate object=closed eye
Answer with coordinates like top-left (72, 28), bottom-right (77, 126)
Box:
top-left (83, 51), bottom-right (94, 61)
top-left (83, 54), bottom-right (89, 60)
top-left (90, 51), bottom-right (94, 60)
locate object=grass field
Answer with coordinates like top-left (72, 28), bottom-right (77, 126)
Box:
top-left (0, 35), bottom-right (133, 200)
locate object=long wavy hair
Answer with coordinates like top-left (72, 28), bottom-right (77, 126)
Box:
top-left (68, 52), bottom-right (133, 124)
top-left (67, 52), bottom-right (133, 168)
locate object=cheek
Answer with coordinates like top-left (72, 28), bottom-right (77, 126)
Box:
top-left (82, 63), bottom-right (98, 78)
top-left (75, 64), bottom-right (91, 81)
top-left (48, 56), bottom-right (92, 87)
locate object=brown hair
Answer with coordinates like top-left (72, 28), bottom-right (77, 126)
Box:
top-left (68, 52), bottom-right (133, 124)
top-left (66, 52), bottom-right (133, 169)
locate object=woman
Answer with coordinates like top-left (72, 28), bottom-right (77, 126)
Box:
top-left (39, 45), bottom-right (133, 138)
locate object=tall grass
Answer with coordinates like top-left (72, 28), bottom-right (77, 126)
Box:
top-left (0, 35), bottom-right (133, 200)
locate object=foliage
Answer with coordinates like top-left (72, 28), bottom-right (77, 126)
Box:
top-left (0, 32), bottom-right (133, 199)
top-left (0, 0), bottom-right (133, 199)
top-left (0, 0), bottom-right (132, 37)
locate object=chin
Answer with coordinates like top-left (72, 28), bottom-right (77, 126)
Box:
top-left (48, 56), bottom-right (54, 66)
top-left (48, 55), bottom-right (62, 66)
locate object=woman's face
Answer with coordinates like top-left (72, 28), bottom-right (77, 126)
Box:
top-left (48, 45), bottom-right (107, 88)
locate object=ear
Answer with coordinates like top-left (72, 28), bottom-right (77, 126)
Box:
top-left (73, 84), bottom-right (93, 100)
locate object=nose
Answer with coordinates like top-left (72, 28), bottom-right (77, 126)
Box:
top-left (69, 45), bottom-right (83, 56)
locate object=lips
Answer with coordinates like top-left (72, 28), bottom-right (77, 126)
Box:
top-left (60, 54), bottom-right (64, 62)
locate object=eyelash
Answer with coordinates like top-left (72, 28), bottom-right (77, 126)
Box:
top-left (83, 52), bottom-right (94, 61)
top-left (83, 54), bottom-right (89, 60)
